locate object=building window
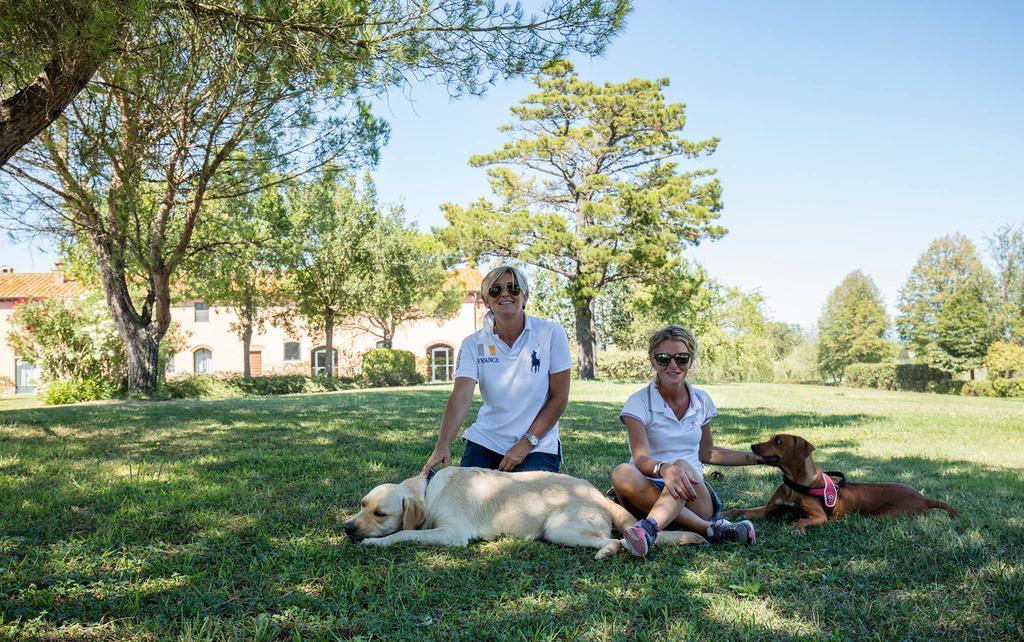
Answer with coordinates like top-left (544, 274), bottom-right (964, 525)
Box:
top-left (429, 344), bottom-right (455, 383)
top-left (165, 356), bottom-right (176, 376)
top-left (194, 348), bottom-right (213, 374)
top-left (284, 341), bottom-right (301, 361)
top-left (195, 301), bottom-right (209, 322)
top-left (375, 340), bottom-right (386, 349)
top-left (15, 359), bottom-right (38, 394)
top-left (312, 347), bottom-right (338, 376)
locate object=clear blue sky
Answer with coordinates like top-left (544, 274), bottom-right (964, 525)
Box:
top-left (3, 1), bottom-right (1022, 328)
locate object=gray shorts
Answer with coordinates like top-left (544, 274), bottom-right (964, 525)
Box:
top-left (649, 478), bottom-right (723, 521)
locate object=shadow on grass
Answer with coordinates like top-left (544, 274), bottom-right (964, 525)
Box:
top-left (1, 390), bottom-right (1021, 639)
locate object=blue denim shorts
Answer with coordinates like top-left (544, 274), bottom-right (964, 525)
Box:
top-left (460, 439), bottom-right (561, 473)
top-left (649, 478), bottom-right (722, 521)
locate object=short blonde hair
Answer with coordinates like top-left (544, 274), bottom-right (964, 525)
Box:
top-left (648, 325), bottom-right (699, 360)
top-left (481, 265), bottom-right (530, 299)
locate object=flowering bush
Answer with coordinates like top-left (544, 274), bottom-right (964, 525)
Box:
top-left (7, 293), bottom-right (127, 389)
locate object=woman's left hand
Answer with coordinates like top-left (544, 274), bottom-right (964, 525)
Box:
top-left (661, 464), bottom-right (699, 502)
top-left (499, 440), bottom-right (534, 472)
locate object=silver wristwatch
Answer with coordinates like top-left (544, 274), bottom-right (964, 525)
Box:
top-left (522, 433), bottom-right (540, 447)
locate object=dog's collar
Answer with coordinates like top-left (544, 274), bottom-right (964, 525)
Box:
top-left (426, 468), bottom-right (437, 485)
top-left (783, 471), bottom-right (847, 516)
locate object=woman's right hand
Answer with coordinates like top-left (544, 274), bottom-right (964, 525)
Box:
top-left (661, 464), bottom-right (699, 502)
top-left (422, 445), bottom-right (451, 476)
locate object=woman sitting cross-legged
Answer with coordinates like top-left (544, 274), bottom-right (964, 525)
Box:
top-left (612, 325), bottom-right (771, 556)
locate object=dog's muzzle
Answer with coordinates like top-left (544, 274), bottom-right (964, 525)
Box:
top-left (343, 522), bottom-right (362, 541)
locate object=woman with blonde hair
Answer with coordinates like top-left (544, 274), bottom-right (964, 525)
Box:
top-left (612, 325), bottom-right (770, 556)
top-left (422, 265), bottom-right (572, 474)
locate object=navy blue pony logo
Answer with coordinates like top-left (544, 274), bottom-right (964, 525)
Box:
top-left (530, 350), bottom-right (541, 373)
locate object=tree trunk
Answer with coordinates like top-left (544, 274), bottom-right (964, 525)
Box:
top-left (324, 311), bottom-right (335, 379)
top-left (91, 244), bottom-right (168, 395)
top-left (242, 325), bottom-right (253, 379)
top-left (124, 325), bottom-right (160, 394)
top-left (0, 45), bottom-right (103, 167)
top-left (573, 298), bottom-right (597, 379)
top-left (382, 325), bottom-right (394, 349)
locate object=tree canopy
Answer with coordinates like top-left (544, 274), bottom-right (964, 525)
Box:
top-left (1, 0), bottom-right (629, 166)
top-left (897, 235), bottom-right (999, 375)
top-left (440, 60), bottom-right (725, 378)
top-left (817, 270), bottom-right (894, 383)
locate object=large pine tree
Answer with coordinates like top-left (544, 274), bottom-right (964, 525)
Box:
top-left (440, 60), bottom-right (726, 378)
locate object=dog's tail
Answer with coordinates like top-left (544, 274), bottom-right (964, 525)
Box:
top-left (926, 499), bottom-right (961, 520)
top-left (604, 497), bottom-right (640, 534)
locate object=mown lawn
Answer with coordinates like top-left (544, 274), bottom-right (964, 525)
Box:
top-left (1, 382), bottom-right (1021, 641)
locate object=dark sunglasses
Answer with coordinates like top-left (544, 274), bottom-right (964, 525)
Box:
top-left (653, 352), bottom-right (692, 367)
top-left (487, 282), bottom-right (522, 298)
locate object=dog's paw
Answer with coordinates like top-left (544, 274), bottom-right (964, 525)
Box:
top-left (361, 537), bottom-right (386, 546)
top-left (791, 527), bottom-right (806, 537)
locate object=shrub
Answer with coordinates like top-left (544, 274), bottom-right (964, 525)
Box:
top-left (895, 363), bottom-right (950, 392)
top-left (962, 378), bottom-right (1024, 398)
top-left (161, 374), bottom-right (357, 399)
top-left (7, 294), bottom-right (126, 388)
top-left (0, 376), bottom-right (14, 396)
top-left (361, 348), bottom-right (423, 387)
top-left (41, 378), bottom-right (117, 405)
top-left (984, 341), bottom-right (1024, 379)
top-left (598, 350), bottom-right (651, 382)
top-left (843, 363), bottom-right (897, 390)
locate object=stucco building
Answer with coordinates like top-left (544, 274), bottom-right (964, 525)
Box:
top-left (0, 265), bottom-right (484, 394)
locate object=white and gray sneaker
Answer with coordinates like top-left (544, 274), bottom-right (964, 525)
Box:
top-left (708, 518), bottom-right (756, 544)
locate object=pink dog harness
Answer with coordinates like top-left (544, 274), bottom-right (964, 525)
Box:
top-left (783, 471), bottom-right (847, 517)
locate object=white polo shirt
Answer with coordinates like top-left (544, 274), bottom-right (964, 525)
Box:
top-left (454, 313), bottom-right (573, 456)
top-left (619, 381), bottom-right (718, 483)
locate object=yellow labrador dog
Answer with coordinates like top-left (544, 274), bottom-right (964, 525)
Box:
top-left (345, 466), bottom-right (705, 559)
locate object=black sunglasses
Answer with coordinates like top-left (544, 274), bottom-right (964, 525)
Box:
top-left (653, 352), bottom-right (692, 367)
top-left (487, 282), bottom-right (522, 298)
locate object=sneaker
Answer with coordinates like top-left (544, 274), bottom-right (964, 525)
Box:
top-left (708, 518), bottom-right (756, 545)
top-left (622, 518), bottom-right (659, 557)
top-left (605, 487), bottom-right (620, 504)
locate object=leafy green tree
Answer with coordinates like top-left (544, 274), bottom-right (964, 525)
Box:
top-left (987, 223), bottom-right (1024, 343)
top-left (185, 182), bottom-right (291, 378)
top-left (348, 211), bottom-right (463, 348)
top-left (697, 287), bottom-right (775, 383)
top-left (817, 270), bottom-right (895, 383)
top-left (3, 2), bottom-right (627, 394)
top-left (283, 172), bottom-right (376, 378)
top-left (897, 235), bottom-right (999, 376)
top-left (440, 60), bottom-right (726, 378)
top-left (1, 0), bottom-right (628, 167)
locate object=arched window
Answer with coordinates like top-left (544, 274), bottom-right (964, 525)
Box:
top-left (311, 347), bottom-right (339, 376)
top-left (428, 344), bottom-right (455, 383)
top-left (194, 348), bottom-right (213, 374)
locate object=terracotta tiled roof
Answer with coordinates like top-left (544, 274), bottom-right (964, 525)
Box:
top-left (0, 272), bottom-right (89, 299)
top-left (449, 266), bottom-right (483, 292)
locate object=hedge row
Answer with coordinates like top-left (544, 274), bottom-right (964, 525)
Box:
top-left (961, 378), bottom-right (1024, 398)
top-left (161, 374), bottom-right (358, 399)
top-left (842, 362), bottom-right (963, 394)
top-left (598, 350), bottom-right (651, 382)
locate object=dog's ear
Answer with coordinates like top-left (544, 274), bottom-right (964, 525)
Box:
top-left (795, 436), bottom-right (815, 460)
top-left (401, 496), bottom-right (425, 531)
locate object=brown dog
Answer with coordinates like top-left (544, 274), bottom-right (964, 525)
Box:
top-left (722, 434), bottom-right (960, 535)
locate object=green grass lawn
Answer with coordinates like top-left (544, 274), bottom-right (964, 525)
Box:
top-left (1, 382), bottom-right (1021, 641)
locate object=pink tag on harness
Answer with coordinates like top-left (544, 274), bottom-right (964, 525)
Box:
top-left (809, 474), bottom-right (838, 509)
